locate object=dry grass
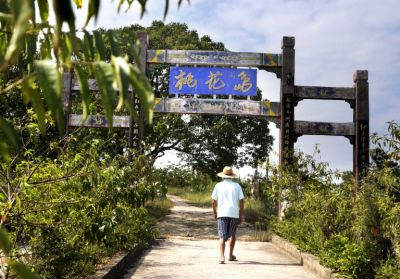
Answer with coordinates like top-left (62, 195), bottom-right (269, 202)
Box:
top-left (168, 187), bottom-right (213, 208)
top-left (146, 196), bottom-right (174, 224)
top-left (244, 198), bottom-right (275, 242)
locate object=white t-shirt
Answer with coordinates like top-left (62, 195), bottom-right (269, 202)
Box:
top-left (211, 179), bottom-right (244, 218)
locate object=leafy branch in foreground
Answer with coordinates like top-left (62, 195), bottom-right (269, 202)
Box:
top-left (0, 0), bottom-right (193, 162)
top-left (0, 0), bottom-right (189, 277)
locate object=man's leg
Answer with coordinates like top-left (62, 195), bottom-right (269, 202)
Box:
top-left (228, 235), bottom-right (236, 259)
top-left (219, 238), bottom-right (225, 262)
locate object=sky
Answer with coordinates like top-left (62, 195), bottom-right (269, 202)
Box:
top-left (69, 0), bottom-right (400, 177)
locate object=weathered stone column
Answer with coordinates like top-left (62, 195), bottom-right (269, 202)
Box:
top-left (280, 37), bottom-right (295, 167)
top-left (354, 70), bottom-right (369, 184)
top-left (128, 31), bottom-right (148, 161)
top-left (279, 36), bottom-right (295, 220)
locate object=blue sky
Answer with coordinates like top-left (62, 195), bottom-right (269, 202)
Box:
top-left (70, 0), bottom-right (400, 177)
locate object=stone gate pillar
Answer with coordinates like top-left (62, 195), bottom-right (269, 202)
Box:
top-left (280, 37), bottom-right (295, 167)
top-left (354, 70), bottom-right (369, 184)
top-left (128, 31), bottom-right (148, 161)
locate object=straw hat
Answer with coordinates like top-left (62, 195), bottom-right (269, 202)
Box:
top-left (217, 166), bottom-right (238, 178)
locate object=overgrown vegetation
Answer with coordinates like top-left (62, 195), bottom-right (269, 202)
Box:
top-left (269, 122), bottom-right (400, 278)
top-left (0, 126), bottom-right (172, 278)
top-left (160, 121), bottom-right (400, 278)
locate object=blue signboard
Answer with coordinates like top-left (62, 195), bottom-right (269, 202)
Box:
top-left (169, 67), bottom-right (257, 96)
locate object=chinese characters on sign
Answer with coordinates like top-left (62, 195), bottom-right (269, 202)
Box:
top-left (282, 96), bottom-right (293, 166)
top-left (169, 67), bottom-right (257, 96)
top-left (358, 121), bottom-right (369, 177)
top-left (132, 94), bottom-right (141, 152)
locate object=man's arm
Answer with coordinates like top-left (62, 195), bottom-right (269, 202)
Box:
top-left (239, 199), bottom-right (244, 224)
top-left (212, 199), bottom-right (217, 220)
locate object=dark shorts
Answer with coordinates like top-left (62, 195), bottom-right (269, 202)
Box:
top-left (217, 217), bottom-right (240, 241)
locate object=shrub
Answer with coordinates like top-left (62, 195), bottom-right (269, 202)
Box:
top-left (323, 234), bottom-right (372, 278)
top-left (375, 254), bottom-right (400, 279)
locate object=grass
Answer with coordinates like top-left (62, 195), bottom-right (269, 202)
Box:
top-left (244, 198), bottom-right (276, 241)
top-left (168, 187), bottom-right (213, 208)
top-left (145, 196), bottom-right (174, 225)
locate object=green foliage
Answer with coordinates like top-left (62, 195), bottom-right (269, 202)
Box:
top-left (159, 163), bottom-right (215, 191)
top-left (375, 255), bottom-right (400, 279)
top-left (0, 1), bottom-right (192, 277)
top-left (0, 129), bottom-right (164, 277)
top-left (269, 122), bottom-right (400, 278)
top-left (273, 147), bottom-right (357, 251)
top-left (323, 235), bottom-right (371, 278)
top-left (0, 0), bottom-right (160, 163)
top-left (371, 120), bottom-right (400, 162)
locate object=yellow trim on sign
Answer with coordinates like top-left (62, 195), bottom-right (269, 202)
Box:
top-left (264, 101), bottom-right (276, 116)
top-left (265, 53), bottom-right (277, 67)
top-left (153, 98), bottom-right (163, 109)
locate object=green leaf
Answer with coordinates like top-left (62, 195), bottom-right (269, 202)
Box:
top-left (0, 117), bottom-right (20, 152)
top-left (77, 37), bottom-right (91, 74)
top-left (12, 0), bottom-right (23, 22)
top-left (164, 0), bottom-right (169, 20)
top-left (26, 34), bottom-right (37, 72)
top-left (53, 0), bottom-right (77, 58)
top-left (29, 0), bottom-right (36, 25)
top-left (129, 65), bottom-right (154, 125)
top-left (37, 0), bottom-right (49, 22)
top-left (0, 135), bottom-right (10, 163)
top-left (0, 193), bottom-right (6, 202)
top-left (83, 30), bottom-right (95, 62)
top-left (61, 34), bottom-right (72, 71)
top-left (75, 66), bottom-right (91, 122)
top-left (2, 1), bottom-right (32, 71)
top-left (40, 34), bottom-right (52, 60)
top-left (94, 62), bottom-right (116, 128)
top-left (0, 12), bottom-right (13, 22)
top-left (93, 31), bottom-right (106, 61)
top-left (122, 31), bottom-right (141, 68)
top-left (22, 79), bottom-right (46, 134)
top-left (35, 60), bottom-right (64, 134)
top-left (0, 227), bottom-right (12, 256)
top-left (0, 37), bottom-right (6, 66)
top-left (9, 260), bottom-right (40, 279)
top-left (84, 0), bottom-right (100, 28)
top-left (72, 0), bottom-right (82, 8)
top-left (112, 56), bottom-right (133, 112)
top-left (0, 95), bottom-right (9, 109)
top-left (107, 29), bottom-right (119, 57)
top-left (138, 0), bottom-right (148, 18)
top-left (118, 0), bottom-right (135, 13)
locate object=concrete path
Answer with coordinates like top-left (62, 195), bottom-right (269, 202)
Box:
top-left (123, 195), bottom-right (319, 279)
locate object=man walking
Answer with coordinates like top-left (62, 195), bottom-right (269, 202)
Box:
top-left (211, 166), bottom-right (244, 264)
